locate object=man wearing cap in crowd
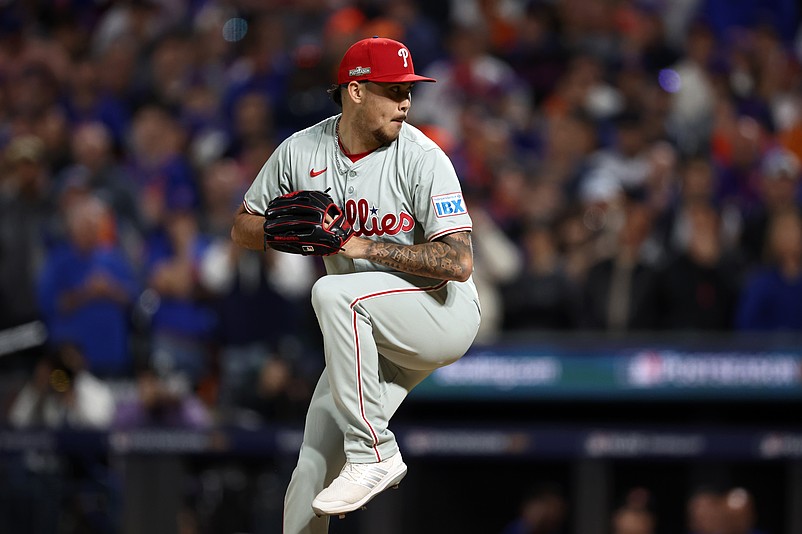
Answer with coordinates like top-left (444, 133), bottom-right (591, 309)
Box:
top-left (0, 135), bottom-right (50, 334)
top-left (740, 146), bottom-right (801, 268)
top-left (231, 36), bottom-right (481, 532)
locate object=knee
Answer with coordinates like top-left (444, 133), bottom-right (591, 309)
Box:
top-left (311, 276), bottom-right (350, 313)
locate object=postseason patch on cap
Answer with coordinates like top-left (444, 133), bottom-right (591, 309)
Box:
top-left (349, 66), bottom-right (371, 77)
top-left (337, 37), bottom-right (436, 85)
top-left (431, 192), bottom-right (467, 218)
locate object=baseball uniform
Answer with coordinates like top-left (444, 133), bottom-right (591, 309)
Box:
top-left (240, 37), bottom-right (481, 534)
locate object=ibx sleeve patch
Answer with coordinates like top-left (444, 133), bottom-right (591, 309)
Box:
top-left (431, 192), bottom-right (467, 218)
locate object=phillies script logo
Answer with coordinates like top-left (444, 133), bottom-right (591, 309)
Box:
top-left (345, 198), bottom-right (414, 236)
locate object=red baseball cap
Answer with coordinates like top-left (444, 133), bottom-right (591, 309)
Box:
top-left (337, 36), bottom-right (436, 85)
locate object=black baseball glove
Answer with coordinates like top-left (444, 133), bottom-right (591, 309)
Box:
top-left (263, 189), bottom-right (354, 256)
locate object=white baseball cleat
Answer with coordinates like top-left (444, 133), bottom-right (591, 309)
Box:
top-left (312, 452), bottom-right (407, 517)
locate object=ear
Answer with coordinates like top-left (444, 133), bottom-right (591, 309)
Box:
top-left (345, 81), bottom-right (365, 104)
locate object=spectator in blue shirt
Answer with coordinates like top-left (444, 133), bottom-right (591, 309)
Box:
top-left (143, 194), bottom-right (216, 387)
top-left (736, 208), bottom-right (802, 330)
top-left (37, 193), bottom-right (139, 377)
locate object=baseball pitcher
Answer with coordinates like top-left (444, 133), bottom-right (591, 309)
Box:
top-left (231, 36), bottom-right (481, 533)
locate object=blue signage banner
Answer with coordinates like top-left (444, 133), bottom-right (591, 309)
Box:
top-left (410, 334), bottom-right (802, 400)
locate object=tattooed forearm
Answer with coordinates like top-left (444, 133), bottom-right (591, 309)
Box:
top-left (361, 231), bottom-right (474, 281)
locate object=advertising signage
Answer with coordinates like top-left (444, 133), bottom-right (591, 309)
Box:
top-left (411, 334), bottom-right (802, 400)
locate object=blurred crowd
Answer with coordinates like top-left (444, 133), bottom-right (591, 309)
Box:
top-left (2, 0), bottom-right (802, 407)
top-left (504, 483), bottom-right (767, 534)
top-left (0, 0), bottom-right (800, 532)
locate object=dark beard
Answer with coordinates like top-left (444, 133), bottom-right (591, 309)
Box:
top-left (372, 126), bottom-right (398, 146)
top-left (352, 110), bottom-right (399, 147)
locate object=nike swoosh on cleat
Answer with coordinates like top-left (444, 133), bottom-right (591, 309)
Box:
top-left (310, 167), bottom-right (327, 177)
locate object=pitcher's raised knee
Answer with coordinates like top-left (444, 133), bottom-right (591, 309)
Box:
top-left (311, 275), bottom-right (354, 313)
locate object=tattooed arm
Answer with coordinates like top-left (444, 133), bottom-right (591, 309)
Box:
top-left (339, 232), bottom-right (474, 282)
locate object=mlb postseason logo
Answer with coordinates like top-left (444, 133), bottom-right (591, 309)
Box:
top-left (431, 192), bottom-right (467, 218)
top-left (349, 66), bottom-right (371, 77)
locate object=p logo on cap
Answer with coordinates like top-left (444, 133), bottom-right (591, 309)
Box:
top-left (337, 37), bottom-right (436, 85)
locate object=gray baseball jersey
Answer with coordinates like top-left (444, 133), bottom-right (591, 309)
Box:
top-left (243, 115), bottom-right (474, 279)
top-left (242, 114), bottom-right (481, 534)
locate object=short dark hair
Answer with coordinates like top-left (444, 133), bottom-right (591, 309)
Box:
top-left (328, 84), bottom-right (345, 107)
top-left (328, 81), bottom-right (370, 108)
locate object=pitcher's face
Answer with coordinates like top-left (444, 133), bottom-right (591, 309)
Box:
top-left (354, 82), bottom-right (413, 146)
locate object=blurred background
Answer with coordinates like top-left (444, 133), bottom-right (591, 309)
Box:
top-left (1, 0), bottom-right (802, 533)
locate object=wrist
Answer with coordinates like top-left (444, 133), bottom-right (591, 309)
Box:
top-left (341, 235), bottom-right (369, 259)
